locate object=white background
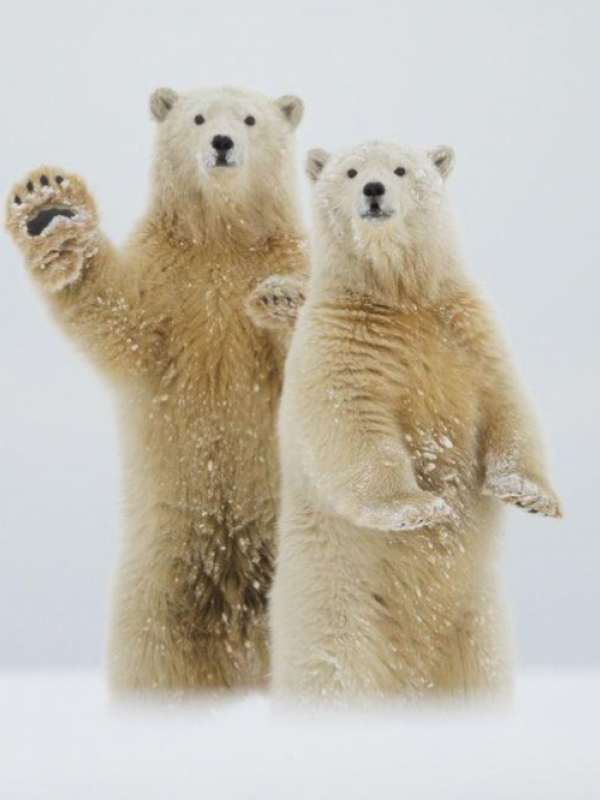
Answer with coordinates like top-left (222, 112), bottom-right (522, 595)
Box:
top-left (0, 0), bottom-right (598, 671)
top-left (2, 671), bottom-right (599, 799)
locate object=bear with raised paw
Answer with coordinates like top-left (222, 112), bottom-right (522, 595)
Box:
top-left (6, 86), bottom-right (307, 693)
top-left (271, 141), bottom-right (561, 700)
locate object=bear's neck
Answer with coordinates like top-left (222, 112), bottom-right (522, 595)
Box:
top-left (311, 228), bottom-right (463, 309)
top-left (145, 175), bottom-right (303, 250)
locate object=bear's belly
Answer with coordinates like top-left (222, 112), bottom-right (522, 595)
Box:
top-left (122, 317), bottom-right (282, 525)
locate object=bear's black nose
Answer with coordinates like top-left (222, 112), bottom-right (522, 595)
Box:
top-left (212, 134), bottom-right (234, 153)
top-left (363, 182), bottom-right (386, 197)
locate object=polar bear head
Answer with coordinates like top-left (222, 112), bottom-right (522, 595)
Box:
top-left (149, 86), bottom-right (304, 240)
top-left (306, 142), bottom-right (458, 296)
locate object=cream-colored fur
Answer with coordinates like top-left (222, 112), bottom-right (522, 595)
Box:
top-left (5, 86), bottom-right (307, 693)
top-left (271, 141), bottom-right (561, 701)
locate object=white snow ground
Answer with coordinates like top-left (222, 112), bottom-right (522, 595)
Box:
top-left (0, 670), bottom-right (598, 799)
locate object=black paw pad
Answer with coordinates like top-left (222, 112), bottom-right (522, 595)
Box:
top-left (40, 175), bottom-right (49, 187)
top-left (27, 207), bottom-right (75, 237)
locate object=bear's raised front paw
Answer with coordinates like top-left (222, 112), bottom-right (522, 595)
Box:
top-left (354, 492), bottom-right (456, 533)
top-left (245, 275), bottom-right (306, 329)
top-left (483, 472), bottom-right (562, 518)
top-left (5, 167), bottom-right (99, 292)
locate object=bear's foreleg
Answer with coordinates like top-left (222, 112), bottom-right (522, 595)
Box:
top-left (6, 168), bottom-right (164, 377)
top-left (480, 383), bottom-right (562, 518)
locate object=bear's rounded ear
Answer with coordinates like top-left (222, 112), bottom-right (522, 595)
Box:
top-left (429, 145), bottom-right (455, 179)
top-left (275, 95), bottom-right (304, 129)
top-left (306, 148), bottom-right (331, 182)
top-left (150, 88), bottom-right (179, 123)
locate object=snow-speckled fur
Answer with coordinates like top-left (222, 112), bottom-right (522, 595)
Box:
top-left (5, 86), bottom-right (307, 694)
top-left (271, 141), bottom-right (561, 701)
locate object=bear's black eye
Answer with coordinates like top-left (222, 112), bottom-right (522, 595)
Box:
top-left (245, 115), bottom-right (256, 126)
top-left (347, 168), bottom-right (358, 179)
top-left (194, 114), bottom-right (205, 125)
top-left (394, 166), bottom-right (406, 177)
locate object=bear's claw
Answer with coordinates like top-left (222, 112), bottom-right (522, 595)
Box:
top-left (483, 472), bottom-right (562, 518)
top-left (354, 494), bottom-right (456, 533)
top-left (246, 274), bottom-right (307, 329)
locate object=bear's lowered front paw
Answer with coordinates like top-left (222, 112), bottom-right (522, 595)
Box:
top-left (483, 471), bottom-right (562, 518)
top-left (245, 274), bottom-right (306, 329)
top-left (5, 167), bottom-right (99, 292)
top-left (354, 492), bottom-right (456, 532)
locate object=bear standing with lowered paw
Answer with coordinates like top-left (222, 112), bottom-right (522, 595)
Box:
top-left (271, 142), bottom-right (561, 699)
top-left (5, 86), bottom-right (307, 693)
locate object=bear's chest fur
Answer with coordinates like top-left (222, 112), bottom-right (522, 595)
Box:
top-left (371, 307), bottom-right (485, 496)
top-left (126, 241), bottom-right (286, 518)
top-left (168, 273), bottom-right (275, 390)
top-left (146, 242), bottom-right (284, 403)
top-left (321, 302), bottom-right (485, 501)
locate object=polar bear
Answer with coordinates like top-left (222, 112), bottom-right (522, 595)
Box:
top-left (271, 141), bottom-right (561, 700)
top-left (5, 86), bottom-right (307, 693)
